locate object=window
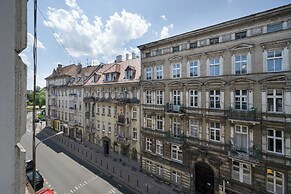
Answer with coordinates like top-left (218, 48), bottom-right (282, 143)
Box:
top-left (267, 169), bottom-right (284, 194)
top-left (108, 106), bottom-right (111, 116)
top-left (145, 52), bottom-right (151, 58)
top-left (173, 90), bottom-right (181, 105)
top-left (210, 90), bottom-right (220, 109)
top-left (235, 90), bottom-right (248, 110)
top-left (189, 42), bottom-right (197, 48)
top-left (235, 54), bottom-right (247, 74)
top-left (156, 90), bottom-right (163, 105)
top-left (108, 123), bottom-right (112, 133)
top-left (156, 140), bottom-right (163, 155)
top-left (102, 105), bottom-right (105, 115)
top-left (132, 128), bottom-right (137, 140)
top-left (172, 117), bottom-right (181, 138)
top-left (96, 105), bottom-right (100, 115)
top-left (235, 125), bottom-right (248, 152)
top-left (235, 31), bottom-right (247, 39)
top-left (189, 90), bottom-right (198, 107)
top-left (171, 145), bottom-right (183, 162)
top-left (145, 67), bottom-right (152, 80)
top-left (156, 65), bottom-right (163, 79)
top-left (268, 129), bottom-right (283, 154)
top-left (172, 46), bottom-right (180, 52)
top-left (156, 115), bottom-right (163, 131)
top-left (210, 122), bottom-right (220, 142)
top-left (172, 171), bottom-right (181, 185)
top-left (210, 37), bottom-right (219, 45)
top-left (189, 61), bottom-right (199, 77)
top-left (156, 49), bottom-right (162, 55)
top-left (105, 73), bottom-right (116, 81)
top-left (267, 89), bottom-right (283, 113)
top-left (209, 58), bottom-right (220, 76)
top-left (146, 160), bottom-right (152, 172)
top-left (146, 115), bottom-right (152, 128)
top-left (267, 50), bottom-right (283, 72)
top-left (145, 90), bottom-right (152, 104)
top-left (132, 107), bottom-right (137, 119)
top-left (97, 120), bottom-right (100, 130)
top-left (267, 23), bottom-right (283, 33)
top-left (125, 69), bottom-right (133, 79)
top-left (189, 120), bottom-right (199, 138)
top-left (156, 165), bottom-right (163, 177)
top-left (145, 138), bottom-right (152, 152)
top-left (232, 161), bottom-right (251, 184)
top-left (172, 63), bottom-right (181, 78)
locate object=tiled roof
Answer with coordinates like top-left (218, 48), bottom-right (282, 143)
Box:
top-left (84, 58), bottom-right (141, 86)
top-left (45, 64), bottom-right (80, 79)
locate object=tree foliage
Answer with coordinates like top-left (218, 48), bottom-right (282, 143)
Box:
top-left (27, 87), bottom-right (46, 109)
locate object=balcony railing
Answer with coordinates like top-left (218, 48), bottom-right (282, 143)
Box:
top-left (117, 114), bottom-right (127, 125)
top-left (228, 108), bottom-right (261, 122)
top-left (228, 145), bottom-right (261, 163)
top-left (165, 131), bottom-right (185, 144)
top-left (116, 136), bottom-right (130, 145)
top-left (165, 103), bottom-right (185, 113)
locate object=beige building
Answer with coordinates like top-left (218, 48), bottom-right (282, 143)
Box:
top-left (138, 5), bottom-right (291, 194)
top-left (83, 55), bottom-right (141, 161)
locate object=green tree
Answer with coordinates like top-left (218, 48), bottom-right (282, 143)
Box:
top-left (37, 89), bottom-right (46, 109)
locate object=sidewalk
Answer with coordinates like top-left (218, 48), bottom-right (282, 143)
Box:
top-left (40, 127), bottom-right (183, 194)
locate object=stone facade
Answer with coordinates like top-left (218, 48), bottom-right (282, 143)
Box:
top-left (138, 5), bottom-right (291, 194)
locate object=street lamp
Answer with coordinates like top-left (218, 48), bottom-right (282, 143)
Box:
top-left (32, 131), bottom-right (63, 189)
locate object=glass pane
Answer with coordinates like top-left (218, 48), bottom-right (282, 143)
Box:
top-left (267, 51), bottom-right (274, 58)
top-left (235, 55), bottom-right (240, 61)
top-left (275, 139), bottom-right (282, 153)
top-left (275, 58), bottom-right (282, 71)
top-left (267, 98), bottom-right (274, 111)
top-left (267, 182), bottom-right (274, 192)
top-left (276, 130), bottom-right (282, 138)
top-left (275, 50), bottom-right (282, 57)
top-left (267, 60), bottom-right (274, 71)
top-left (268, 138), bottom-right (274, 151)
top-left (241, 55), bottom-right (247, 61)
top-left (268, 130), bottom-right (274, 136)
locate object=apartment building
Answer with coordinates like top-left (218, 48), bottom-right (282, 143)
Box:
top-left (138, 5), bottom-right (291, 194)
top-left (83, 55), bottom-right (141, 161)
top-left (46, 64), bottom-right (96, 141)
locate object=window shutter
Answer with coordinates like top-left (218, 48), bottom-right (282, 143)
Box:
top-left (283, 47), bottom-right (289, 71)
top-left (263, 50), bottom-right (267, 72)
top-left (248, 90), bottom-right (253, 109)
top-left (206, 123), bottom-right (209, 141)
top-left (186, 91), bottom-right (189, 107)
top-left (230, 90), bottom-right (234, 108)
top-left (261, 91), bottom-right (267, 112)
top-left (220, 91), bottom-right (224, 110)
top-left (221, 125), bottom-right (225, 143)
top-left (247, 52), bottom-right (252, 73)
top-left (249, 129), bottom-right (253, 149)
top-left (198, 91), bottom-right (202, 108)
top-left (206, 90), bottom-right (210, 109)
top-left (219, 56), bottom-right (223, 75)
top-left (230, 126), bottom-right (234, 145)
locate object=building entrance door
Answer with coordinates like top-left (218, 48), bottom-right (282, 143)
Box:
top-left (103, 139), bottom-right (109, 155)
top-left (195, 162), bottom-right (214, 194)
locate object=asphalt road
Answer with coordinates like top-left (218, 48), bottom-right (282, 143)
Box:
top-left (21, 112), bottom-right (131, 194)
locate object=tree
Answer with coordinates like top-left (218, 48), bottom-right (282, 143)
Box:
top-left (37, 90), bottom-right (46, 109)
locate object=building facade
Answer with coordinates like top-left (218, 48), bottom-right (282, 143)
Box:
top-left (0, 0), bottom-right (27, 193)
top-left (138, 5), bottom-right (291, 194)
top-left (83, 55), bottom-right (141, 161)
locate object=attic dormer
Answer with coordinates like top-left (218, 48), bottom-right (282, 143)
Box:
top-left (124, 65), bottom-right (136, 80)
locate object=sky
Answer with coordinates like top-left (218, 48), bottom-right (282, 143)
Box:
top-left (21, 0), bottom-right (291, 90)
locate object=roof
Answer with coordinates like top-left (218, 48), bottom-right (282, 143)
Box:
top-left (45, 64), bottom-right (80, 80)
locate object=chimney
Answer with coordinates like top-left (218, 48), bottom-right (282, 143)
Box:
top-left (126, 53), bottom-right (129, 60)
top-left (132, 52), bottom-right (136, 59)
top-left (58, 64), bottom-right (62, 68)
top-left (116, 55), bottom-right (122, 63)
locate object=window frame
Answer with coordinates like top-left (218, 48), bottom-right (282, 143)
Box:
top-left (145, 138), bottom-right (152, 152)
top-left (145, 90), bottom-right (152, 104)
top-left (189, 119), bottom-right (199, 138)
top-left (156, 65), bottom-right (163, 80)
top-left (171, 145), bottom-right (183, 162)
top-left (172, 63), bottom-right (181, 78)
top-left (156, 140), bottom-right (163, 155)
top-left (145, 67), bottom-right (152, 80)
top-left (156, 115), bottom-right (163, 131)
top-left (266, 50), bottom-right (283, 72)
top-left (232, 161), bottom-right (251, 185)
top-left (189, 90), bottom-right (198, 108)
top-left (156, 90), bottom-right (164, 105)
top-left (209, 58), bottom-right (220, 76)
top-left (267, 129), bottom-right (284, 154)
top-left (210, 122), bottom-right (221, 142)
top-left (189, 60), bottom-right (199, 77)
top-left (234, 54), bottom-right (248, 74)
top-left (266, 169), bottom-right (284, 194)
top-left (267, 89), bottom-right (283, 113)
top-left (235, 90), bottom-right (248, 110)
top-left (209, 90), bottom-right (220, 109)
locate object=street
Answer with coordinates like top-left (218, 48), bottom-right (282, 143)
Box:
top-left (21, 112), bottom-right (125, 194)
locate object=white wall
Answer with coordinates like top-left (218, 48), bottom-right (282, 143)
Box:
top-left (0, 0), bottom-right (27, 193)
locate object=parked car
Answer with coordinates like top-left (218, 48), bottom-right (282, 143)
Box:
top-left (37, 188), bottom-right (54, 194)
top-left (26, 170), bottom-right (44, 191)
top-left (25, 156), bottom-right (33, 172)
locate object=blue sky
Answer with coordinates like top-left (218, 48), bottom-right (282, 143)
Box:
top-left (21, 0), bottom-right (291, 89)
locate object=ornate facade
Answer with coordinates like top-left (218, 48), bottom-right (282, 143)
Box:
top-left (138, 5), bottom-right (291, 194)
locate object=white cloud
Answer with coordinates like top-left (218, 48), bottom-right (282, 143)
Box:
top-left (161, 15), bottom-right (167, 21)
top-left (19, 53), bottom-right (31, 66)
top-left (27, 69), bottom-right (48, 90)
top-left (160, 24), bottom-right (174, 39)
top-left (44, 2), bottom-right (151, 60)
top-left (27, 33), bottom-right (45, 49)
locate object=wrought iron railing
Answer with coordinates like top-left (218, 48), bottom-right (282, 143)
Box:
top-left (228, 107), bottom-right (261, 121)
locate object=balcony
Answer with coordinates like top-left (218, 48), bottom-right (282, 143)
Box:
top-left (85, 111), bottom-right (90, 119)
top-left (68, 120), bottom-right (78, 126)
top-left (165, 103), bottom-right (185, 114)
top-left (228, 108), bottom-right (261, 122)
top-left (228, 145), bottom-right (261, 163)
top-left (116, 136), bottom-right (130, 146)
top-left (141, 128), bottom-right (165, 138)
top-left (117, 114), bottom-right (128, 125)
top-left (68, 107), bottom-right (77, 113)
top-left (165, 131), bottom-right (185, 144)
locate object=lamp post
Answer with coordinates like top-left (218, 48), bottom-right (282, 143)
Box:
top-left (32, 131), bottom-right (63, 189)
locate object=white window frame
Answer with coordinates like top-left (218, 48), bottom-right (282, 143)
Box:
top-left (234, 54), bottom-right (247, 74)
top-left (132, 128), bottom-right (137, 140)
top-left (145, 90), bottom-right (152, 104)
top-left (210, 122), bottom-right (221, 142)
top-left (172, 117), bottom-right (181, 137)
top-left (189, 90), bottom-right (198, 107)
top-left (210, 90), bottom-right (220, 109)
top-left (156, 140), bottom-right (163, 155)
top-left (172, 171), bottom-right (181, 185)
top-left (172, 90), bottom-right (181, 105)
top-left (171, 145), bottom-right (183, 162)
top-left (234, 125), bottom-right (248, 152)
top-left (267, 129), bottom-right (284, 154)
top-left (156, 65), bottom-right (163, 80)
top-left (132, 107), bottom-right (137, 119)
top-left (145, 67), bottom-right (152, 80)
top-left (156, 165), bottom-right (163, 177)
top-left (189, 120), bottom-right (199, 138)
top-left (156, 90), bottom-right (164, 105)
top-left (235, 90), bottom-right (248, 110)
top-left (145, 138), bottom-right (152, 152)
top-left (209, 58), bottom-right (220, 76)
top-left (267, 89), bottom-right (283, 113)
top-left (232, 161), bottom-right (251, 185)
top-left (172, 63), bottom-right (181, 78)
top-left (267, 169), bottom-right (284, 194)
top-left (146, 114), bottom-right (152, 128)
top-left (267, 50), bottom-right (283, 72)
top-left (146, 160), bottom-right (152, 172)
top-left (156, 115), bottom-right (163, 131)
top-left (189, 60), bottom-right (199, 77)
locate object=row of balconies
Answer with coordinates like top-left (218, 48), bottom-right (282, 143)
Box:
top-left (83, 96), bottom-right (140, 104)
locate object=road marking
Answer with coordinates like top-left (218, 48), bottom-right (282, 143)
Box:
top-left (70, 189), bottom-right (73, 193)
top-left (84, 181), bottom-right (87, 184)
top-left (75, 186), bottom-right (78, 190)
top-left (111, 189), bottom-right (116, 193)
